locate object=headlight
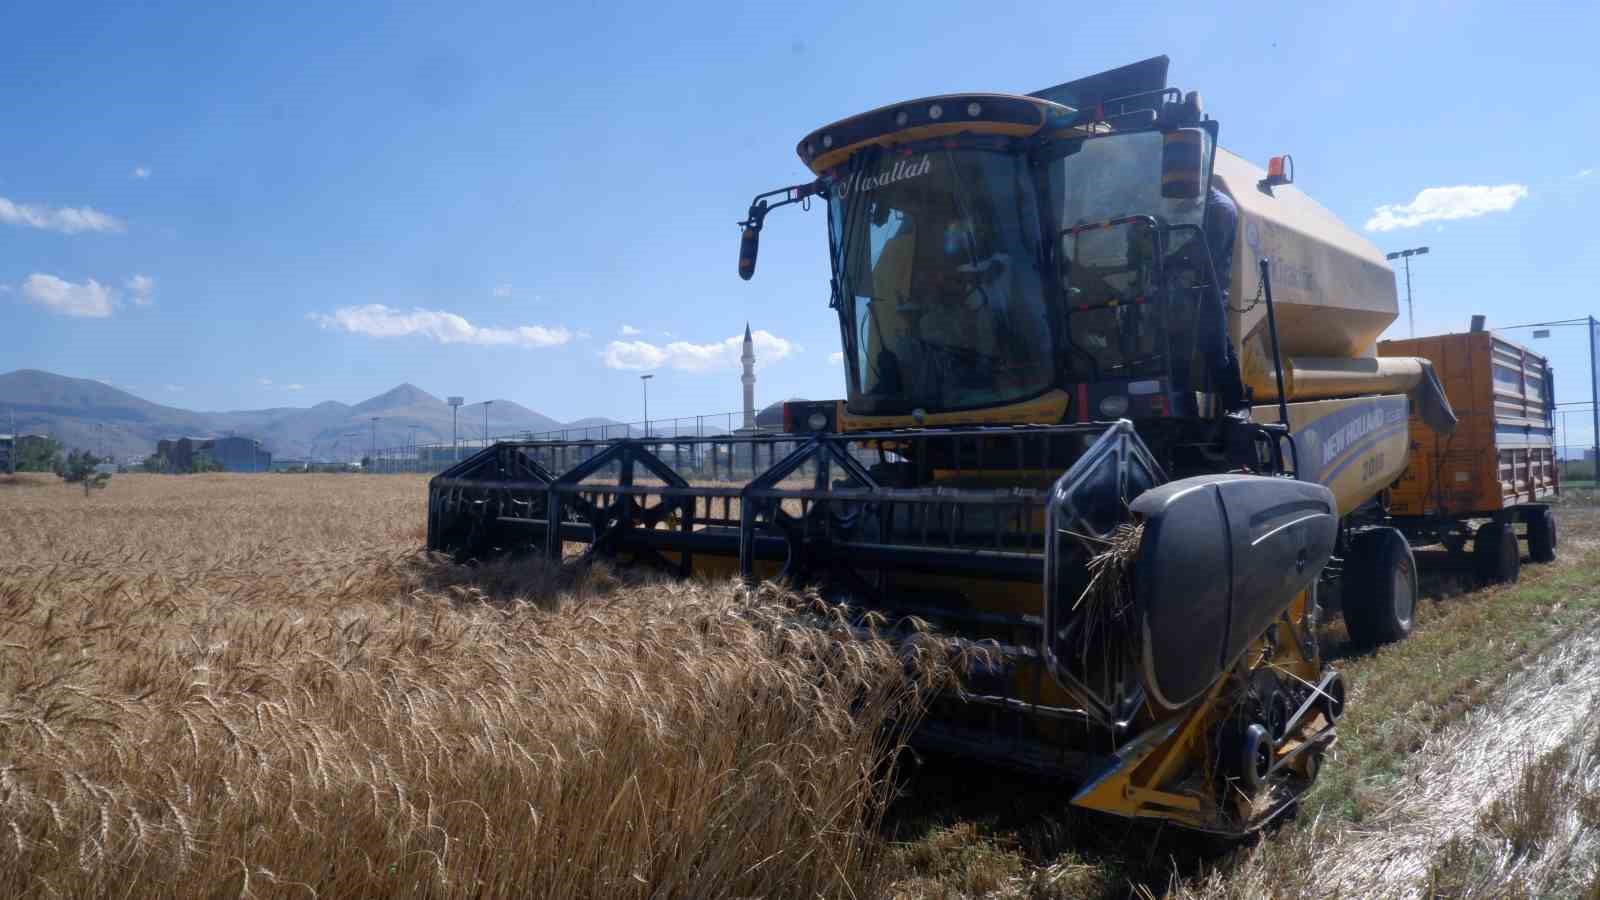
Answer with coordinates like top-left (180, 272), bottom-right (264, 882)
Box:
top-left (807, 412), bottom-right (828, 432)
top-left (1099, 395), bottom-right (1130, 418)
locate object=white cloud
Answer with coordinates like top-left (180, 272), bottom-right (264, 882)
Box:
top-left (1580, 169), bottom-right (1594, 178)
top-left (576, 329), bottom-right (592, 339)
top-left (257, 377), bottom-right (274, 386)
top-left (132, 167), bottom-right (151, 180)
top-left (619, 324), bottom-right (642, 336)
top-left (285, 383), bottom-right (305, 391)
top-left (1365, 184), bottom-right (1528, 232)
top-left (20, 274), bottom-right (116, 318)
top-left (492, 284), bottom-right (512, 298)
top-left (164, 384), bottom-right (184, 393)
top-left (601, 329), bottom-right (798, 373)
top-left (310, 304), bottom-right (572, 348)
top-left (828, 351), bottom-right (845, 365)
top-left (0, 196), bottom-right (123, 234)
top-left (126, 274), bottom-right (154, 305)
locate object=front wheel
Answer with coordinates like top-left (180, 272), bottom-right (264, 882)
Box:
top-left (1342, 527), bottom-right (1417, 647)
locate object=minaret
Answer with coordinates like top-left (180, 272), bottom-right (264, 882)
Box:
top-left (741, 323), bottom-right (756, 430)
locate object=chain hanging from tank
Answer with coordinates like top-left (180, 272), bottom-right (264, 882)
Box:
top-left (1227, 277), bottom-right (1265, 314)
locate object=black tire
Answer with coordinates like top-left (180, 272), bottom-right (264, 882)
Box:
top-left (1225, 722), bottom-right (1272, 793)
top-left (1526, 506), bottom-right (1557, 564)
top-left (1474, 521), bottom-right (1521, 583)
top-left (1342, 527), bottom-right (1417, 647)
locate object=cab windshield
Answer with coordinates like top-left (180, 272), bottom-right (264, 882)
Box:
top-left (829, 145), bottom-right (1053, 415)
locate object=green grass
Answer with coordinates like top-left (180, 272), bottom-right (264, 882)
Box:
top-left (1308, 550), bottom-right (1600, 824)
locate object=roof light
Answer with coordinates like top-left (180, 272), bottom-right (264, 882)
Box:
top-left (894, 110), bottom-right (909, 127)
top-left (928, 103), bottom-right (943, 120)
top-left (821, 134), bottom-right (833, 149)
top-left (967, 101), bottom-right (982, 117)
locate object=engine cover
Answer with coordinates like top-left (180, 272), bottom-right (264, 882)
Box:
top-left (1130, 474), bottom-right (1336, 710)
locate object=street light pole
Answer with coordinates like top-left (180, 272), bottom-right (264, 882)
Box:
top-left (640, 374), bottom-right (653, 438)
top-left (483, 400), bottom-right (493, 447)
top-left (1384, 246), bottom-right (1429, 338)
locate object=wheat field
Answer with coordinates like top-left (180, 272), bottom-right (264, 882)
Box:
top-left (0, 473), bottom-right (949, 898)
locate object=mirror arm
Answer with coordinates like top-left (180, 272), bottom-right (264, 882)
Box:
top-left (737, 179), bottom-right (824, 280)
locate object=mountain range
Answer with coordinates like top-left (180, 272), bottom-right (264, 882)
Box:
top-left (0, 370), bottom-right (631, 462)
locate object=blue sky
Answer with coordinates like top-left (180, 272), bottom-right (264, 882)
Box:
top-left (4, 0), bottom-right (1598, 440)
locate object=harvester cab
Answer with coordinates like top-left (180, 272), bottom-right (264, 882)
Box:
top-left (429, 56), bottom-right (1437, 836)
top-left (739, 58), bottom-right (1248, 451)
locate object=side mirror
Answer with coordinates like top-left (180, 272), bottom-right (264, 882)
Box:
top-left (738, 225), bottom-right (761, 280)
top-left (1160, 128), bottom-right (1205, 200)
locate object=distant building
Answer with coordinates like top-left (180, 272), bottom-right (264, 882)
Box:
top-left (156, 435), bottom-right (271, 472)
top-left (1, 433), bottom-right (53, 472)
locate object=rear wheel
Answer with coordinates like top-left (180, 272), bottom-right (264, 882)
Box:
top-left (1525, 506), bottom-right (1557, 564)
top-left (1342, 527), bottom-right (1417, 647)
top-left (1474, 521), bottom-right (1521, 583)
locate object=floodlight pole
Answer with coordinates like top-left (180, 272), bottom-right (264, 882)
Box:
top-left (1385, 246), bottom-right (1429, 338)
top-left (640, 374), bottom-right (654, 438)
top-left (448, 396), bottom-right (464, 462)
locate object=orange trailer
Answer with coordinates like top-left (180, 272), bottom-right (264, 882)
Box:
top-left (1378, 328), bottom-right (1558, 582)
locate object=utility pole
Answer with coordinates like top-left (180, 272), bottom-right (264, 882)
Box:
top-left (640, 374), bottom-right (653, 438)
top-left (370, 417), bottom-right (379, 470)
top-left (1384, 246), bottom-right (1429, 337)
top-left (1589, 316), bottom-right (1599, 480)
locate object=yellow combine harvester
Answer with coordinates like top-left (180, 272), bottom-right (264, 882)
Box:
top-left (428, 57), bottom-right (1455, 834)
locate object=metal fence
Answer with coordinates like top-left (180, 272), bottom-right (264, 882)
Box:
top-left (321, 401), bottom-right (1600, 482)
top-left (346, 410), bottom-right (762, 475)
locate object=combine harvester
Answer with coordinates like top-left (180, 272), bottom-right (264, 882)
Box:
top-left (428, 57), bottom-right (1456, 834)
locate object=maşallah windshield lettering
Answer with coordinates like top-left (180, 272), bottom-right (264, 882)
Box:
top-left (834, 155), bottom-right (932, 199)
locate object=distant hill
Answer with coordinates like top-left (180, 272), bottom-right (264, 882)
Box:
top-left (0, 370), bottom-right (589, 462)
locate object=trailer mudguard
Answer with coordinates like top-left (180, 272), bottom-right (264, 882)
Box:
top-left (1130, 474), bottom-right (1336, 710)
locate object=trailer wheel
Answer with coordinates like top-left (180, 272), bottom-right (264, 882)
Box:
top-left (1525, 506), bottom-right (1557, 564)
top-left (1473, 522), bottom-right (1521, 583)
top-left (1342, 527), bottom-right (1416, 647)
